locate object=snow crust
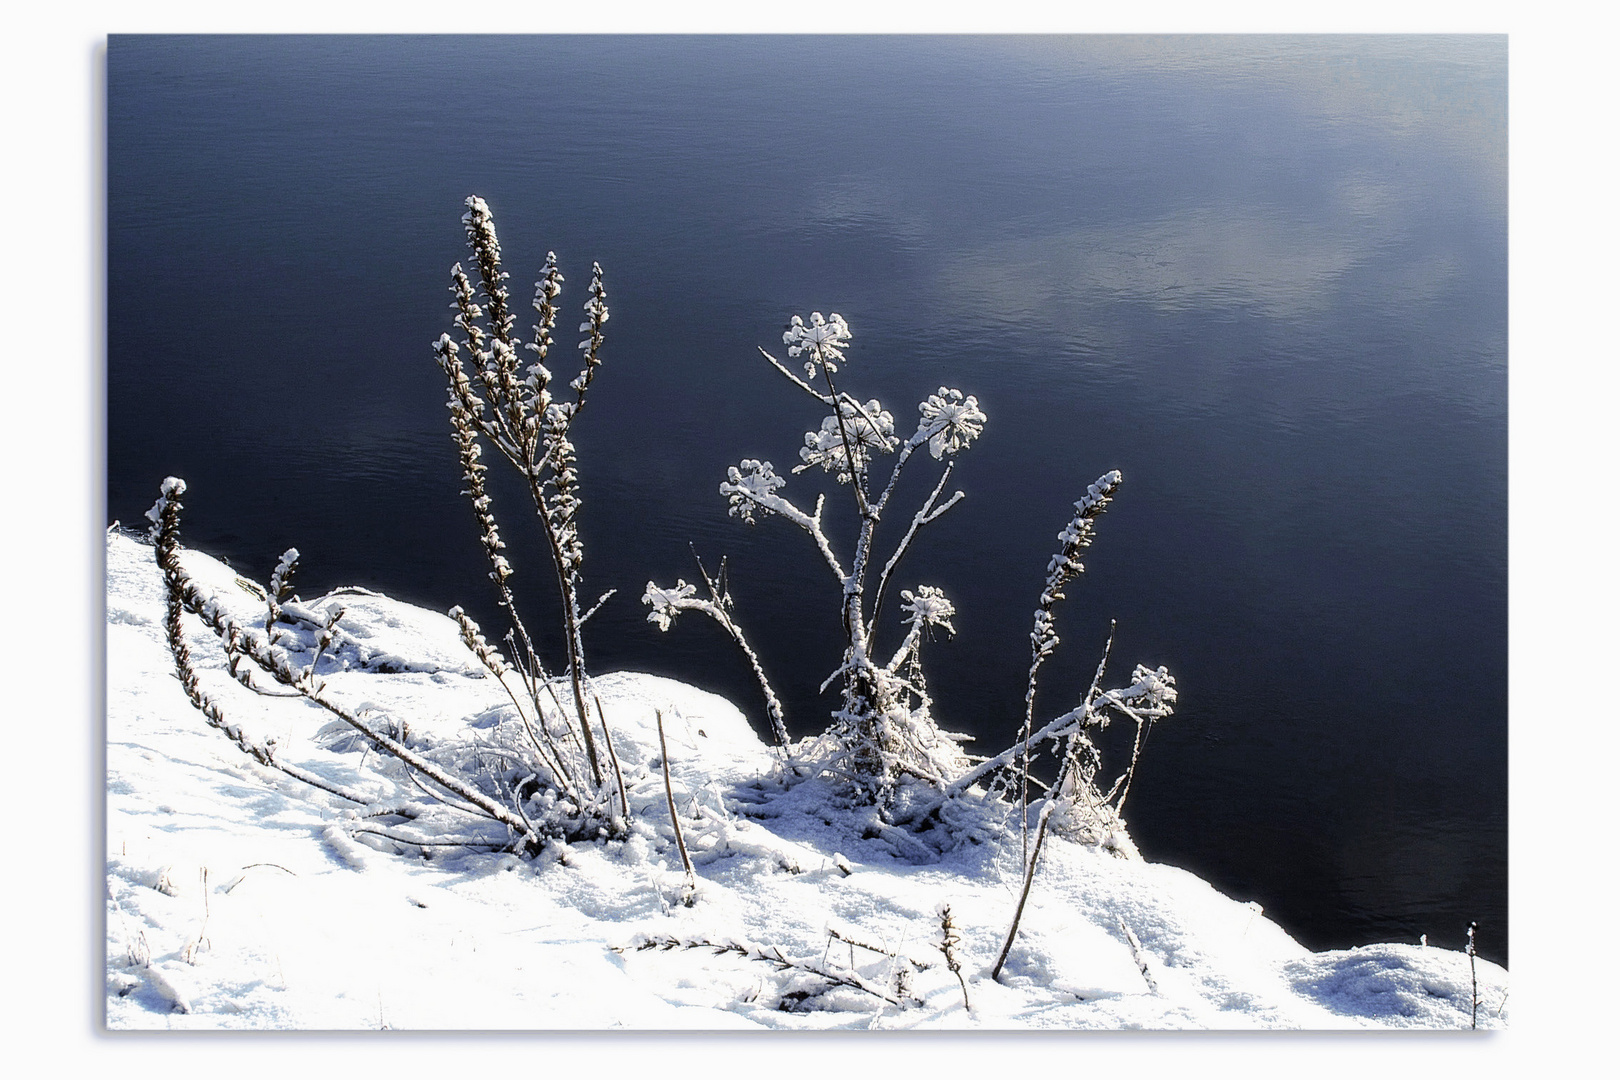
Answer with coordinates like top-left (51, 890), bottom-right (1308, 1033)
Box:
top-left (104, 531), bottom-right (1505, 1030)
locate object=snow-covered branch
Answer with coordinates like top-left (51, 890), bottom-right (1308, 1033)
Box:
top-left (720, 460), bottom-right (847, 583)
top-left (758, 346), bottom-right (836, 405)
top-left (869, 461), bottom-right (965, 633)
top-left (643, 569), bottom-right (789, 747)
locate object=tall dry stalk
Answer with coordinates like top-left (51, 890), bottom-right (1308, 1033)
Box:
top-left (148, 197), bottom-right (631, 850)
top-left (432, 195), bottom-right (628, 830)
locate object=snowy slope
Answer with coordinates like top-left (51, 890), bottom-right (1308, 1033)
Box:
top-left (104, 530), bottom-right (1505, 1030)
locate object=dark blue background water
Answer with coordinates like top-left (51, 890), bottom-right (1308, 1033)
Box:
top-left (107, 36), bottom-right (1507, 963)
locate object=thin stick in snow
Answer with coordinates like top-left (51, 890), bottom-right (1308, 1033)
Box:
top-left (181, 867), bottom-right (211, 965)
top-left (1467, 921), bottom-right (1479, 1029)
top-left (991, 796), bottom-right (1056, 982)
top-left (1117, 916), bottom-right (1158, 994)
top-left (937, 903), bottom-right (971, 1011)
top-left (657, 709), bottom-right (697, 906)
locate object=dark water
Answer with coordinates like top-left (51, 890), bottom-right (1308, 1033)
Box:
top-left (107, 36), bottom-right (1507, 964)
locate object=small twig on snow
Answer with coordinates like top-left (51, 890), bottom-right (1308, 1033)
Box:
top-left (657, 709), bottom-right (697, 906)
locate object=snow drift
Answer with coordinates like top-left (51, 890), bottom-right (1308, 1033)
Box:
top-left (104, 531), bottom-right (1505, 1030)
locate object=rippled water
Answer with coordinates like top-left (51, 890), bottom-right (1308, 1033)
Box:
top-left (107, 35), bottom-right (1507, 962)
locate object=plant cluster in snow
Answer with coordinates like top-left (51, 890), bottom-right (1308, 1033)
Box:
top-left (650, 308), bottom-right (1175, 851)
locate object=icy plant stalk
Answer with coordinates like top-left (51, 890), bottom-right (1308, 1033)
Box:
top-left (647, 312), bottom-right (986, 802)
top-left (265, 547), bottom-right (298, 637)
top-left (946, 480), bottom-right (1177, 834)
top-left (1013, 473), bottom-right (1117, 857)
top-left (432, 195), bottom-right (627, 830)
top-left (150, 480), bottom-right (359, 805)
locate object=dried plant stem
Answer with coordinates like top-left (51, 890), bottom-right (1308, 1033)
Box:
top-left (655, 709), bottom-right (696, 906)
top-left (990, 794), bottom-right (1057, 982)
top-left (869, 461), bottom-right (961, 631)
top-left (825, 925), bottom-right (929, 969)
top-left (1117, 916), bottom-right (1158, 993)
top-left (1467, 921), bottom-right (1479, 1029)
top-left (691, 549), bottom-right (788, 746)
top-left (181, 868), bottom-right (211, 965)
top-left (938, 904), bottom-right (970, 1011)
top-left (948, 623), bottom-right (1115, 800)
top-left (595, 691), bottom-right (631, 824)
top-left (619, 935), bottom-right (903, 1007)
top-left (155, 483), bottom-right (369, 808)
top-left (435, 195), bottom-right (625, 831)
top-left (154, 479), bottom-right (540, 850)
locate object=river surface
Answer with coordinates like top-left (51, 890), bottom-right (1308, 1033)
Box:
top-left (107, 35), bottom-right (1507, 963)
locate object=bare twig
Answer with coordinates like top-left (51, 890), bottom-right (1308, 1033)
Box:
top-left (180, 867), bottom-right (211, 965)
top-left (1117, 916), bottom-right (1158, 993)
top-left (1467, 921), bottom-right (1479, 1029)
top-left (938, 904), bottom-right (971, 1011)
top-left (643, 550), bottom-right (789, 748)
top-left (991, 794), bottom-right (1056, 982)
top-left (656, 709), bottom-right (697, 906)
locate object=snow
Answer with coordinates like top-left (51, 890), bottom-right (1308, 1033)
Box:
top-left (104, 530), bottom-right (1505, 1031)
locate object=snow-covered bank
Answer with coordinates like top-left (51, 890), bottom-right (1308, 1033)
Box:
top-left (104, 530), bottom-right (1505, 1030)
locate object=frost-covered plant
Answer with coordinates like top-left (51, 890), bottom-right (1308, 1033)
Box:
top-left (949, 474), bottom-right (1178, 846)
top-left (432, 195), bottom-right (628, 833)
top-left (976, 483), bottom-right (1178, 979)
top-left (643, 550), bottom-right (787, 748)
top-left (148, 197), bottom-right (629, 848)
top-left (646, 312), bottom-right (1176, 837)
top-left (647, 312), bottom-right (988, 804)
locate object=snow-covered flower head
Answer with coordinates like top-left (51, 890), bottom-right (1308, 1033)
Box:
top-left (721, 459), bottom-right (786, 524)
top-left (1040, 470), bottom-right (1123, 606)
top-left (1112, 665), bottom-right (1178, 719)
top-left (577, 263), bottom-right (609, 352)
top-left (642, 580), bottom-right (698, 632)
top-left (783, 311), bottom-right (851, 380)
top-left (901, 585), bottom-right (957, 637)
top-left (269, 548), bottom-right (300, 602)
top-left (917, 387), bottom-right (987, 460)
top-left (796, 399), bottom-right (896, 482)
top-left (461, 196), bottom-right (502, 264)
top-left (145, 476), bottom-right (187, 542)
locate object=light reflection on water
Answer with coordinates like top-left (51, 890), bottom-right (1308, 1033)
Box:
top-left (108, 35), bottom-right (1507, 962)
